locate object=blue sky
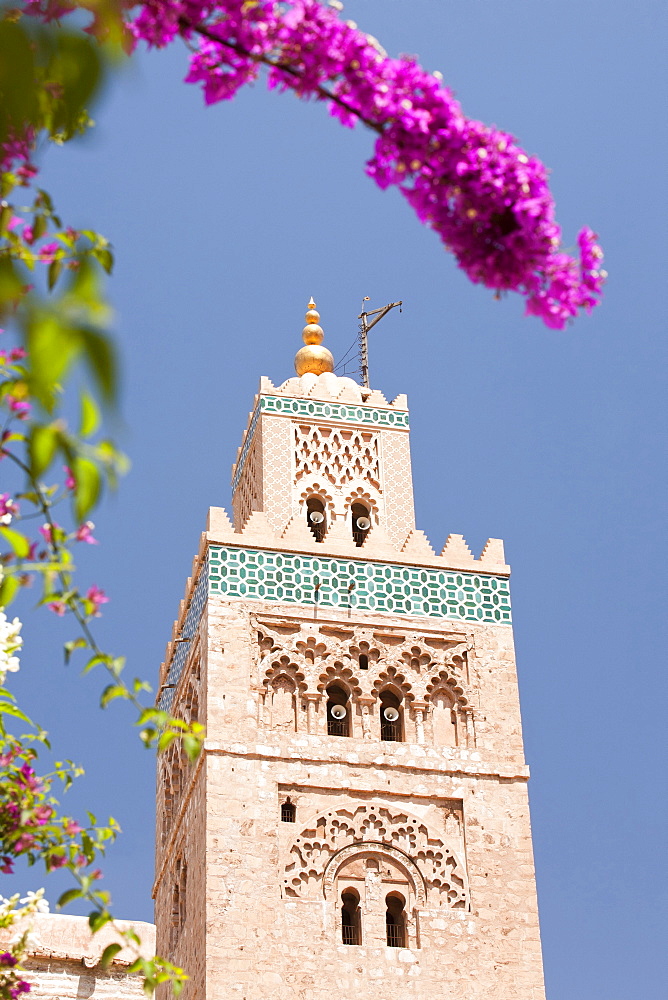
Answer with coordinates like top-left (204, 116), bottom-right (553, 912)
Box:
top-left (6, 2), bottom-right (667, 997)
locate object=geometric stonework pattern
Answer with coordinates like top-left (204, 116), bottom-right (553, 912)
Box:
top-left (283, 803), bottom-right (468, 909)
top-left (209, 545), bottom-right (512, 624)
top-left (294, 423), bottom-right (380, 490)
top-left (232, 394), bottom-right (409, 492)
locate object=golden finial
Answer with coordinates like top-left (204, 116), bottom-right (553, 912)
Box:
top-left (294, 297), bottom-right (335, 376)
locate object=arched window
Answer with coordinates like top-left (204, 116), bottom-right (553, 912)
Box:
top-left (306, 496), bottom-right (327, 542)
top-left (358, 653), bottom-right (369, 670)
top-left (379, 690), bottom-right (403, 742)
top-left (281, 799), bottom-right (296, 823)
top-left (341, 889), bottom-right (361, 945)
top-left (351, 501), bottom-right (371, 547)
top-left (326, 684), bottom-right (350, 737)
top-left (385, 892), bottom-right (406, 948)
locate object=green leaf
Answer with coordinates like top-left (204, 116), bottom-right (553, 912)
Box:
top-left (99, 943), bottom-right (122, 970)
top-left (0, 701), bottom-right (31, 722)
top-left (56, 888), bottom-right (83, 910)
top-left (79, 327), bottom-right (117, 407)
top-left (26, 308), bottom-right (82, 411)
top-left (29, 423), bottom-right (58, 478)
top-left (93, 246), bottom-right (114, 274)
top-left (0, 526), bottom-right (30, 559)
top-left (64, 637), bottom-right (87, 664)
top-left (0, 258), bottom-right (24, 319)
top-left (100, 683), bottom-right (127, 708)
top-left (48, 258), bottom-right (63, 291)
top-left (72, 456), bottom-right (101, 521)
top-left (79, 390), bottom-right (100, 438)
top-left (88, 910), bottom-right (112, 934)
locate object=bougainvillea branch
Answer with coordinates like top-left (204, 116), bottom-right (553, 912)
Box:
top-left (15, 0), bottom-right (605, 328)
top-left (123, 0), bottom-right (606, 329)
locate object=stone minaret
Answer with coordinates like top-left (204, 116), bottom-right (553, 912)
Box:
top-left (153, 302), bottom-right (546, 1000)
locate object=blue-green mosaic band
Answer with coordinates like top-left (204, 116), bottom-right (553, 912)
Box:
top-left (231, 395), bottom-right (409, 492)
top-left (208, 545), bottom-right (511, 624)
top-left (259, 394), bottom-right (409, 429)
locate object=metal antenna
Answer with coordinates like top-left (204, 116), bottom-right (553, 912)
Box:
top-left (358, 299), bottom-right (402, 388)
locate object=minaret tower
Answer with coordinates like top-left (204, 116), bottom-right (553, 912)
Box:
top-left (153, 302), bottom-right (546, 999)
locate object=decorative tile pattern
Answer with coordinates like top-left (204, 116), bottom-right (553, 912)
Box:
top-left (232, 395), bottom-right (409, 493)
top-left (160, 555), bottom-right (209, 711)
top-left (208, 545), bottom-right (511, 624)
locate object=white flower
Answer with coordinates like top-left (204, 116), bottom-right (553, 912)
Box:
top-left (0, 609), bottom-right (23, 682)
top-left (20, 890), bottom-right (49, 914)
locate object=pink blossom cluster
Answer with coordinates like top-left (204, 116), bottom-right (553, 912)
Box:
top-left (125, 0), bottom-right (605, 328)
top-left (16, 0), bottom-right (605, 327)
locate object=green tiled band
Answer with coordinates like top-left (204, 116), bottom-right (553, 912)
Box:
top-left (208, 545), bottom-right (511, 624)
top-left (232, 395), bottom-right (409, 492)
top-left (260, 394), bottom-right (410, 429)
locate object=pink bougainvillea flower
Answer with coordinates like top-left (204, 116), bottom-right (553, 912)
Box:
top-left (37, 241), bottom-right (59, 263)
top-left (9, 347), bottom-right (27, 361)
top-left (63, 465), bottom-right (76, 490)
top-left (39, 523), bottom-right (55, 544)
top-left (86, 585), bottom-right (108, 614)
top-left (64, 820), bottom-right (83, 836)
top-left (75, 520), bottom-right (98, 544)
top-left (0, 493), bottom-right (19, 525)
top-left (6, 396), bottom-right (31, 419)
top-left (47, 600), bottom-right (67, 617)
top-left (47, 853), bottom-right (67, 870)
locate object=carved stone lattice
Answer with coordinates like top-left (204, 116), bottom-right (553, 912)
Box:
top-left (283, 804), bottom-right (468, 909)
top-left (294, 424), bottom-right (380, 490)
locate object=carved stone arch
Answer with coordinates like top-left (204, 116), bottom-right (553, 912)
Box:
top-left (322, 842), bottom-right (427, 907)
top-left (282, 802), bottom-right (468, 909)
top-left (425, 667), bottom-right (468, 706)
top-left (297, 481), bottom-right (334, 514)
top-left (262, 654), bottom-right (307, 694)
top-left (400, 644), bottom-right (434, 676)
top-left (317, 661), bottom-right (362, 698)
top-left (372, 664), bottom-right (414, 703)
top-left (342, 484), bottom-right (381, 521)
top-left (349, 638), bottom-right (381, 673)
top-left (425, 667), bottom-right (470, 749)
top-left (294, 635), bottom-right (329, 671)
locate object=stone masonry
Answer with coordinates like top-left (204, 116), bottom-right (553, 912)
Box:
top-left (153, 365), bottom-right (546, 1000)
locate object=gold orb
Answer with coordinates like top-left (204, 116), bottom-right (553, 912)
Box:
top-left (302, 323), bottom-right (324, 345)
top-left (305, 308), bottom-right (320, 325)
top-left (295, 345), bottom-right (334, 376)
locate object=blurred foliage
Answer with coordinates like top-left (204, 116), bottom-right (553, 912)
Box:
top-left (0, 3), bottom-right (198, 995)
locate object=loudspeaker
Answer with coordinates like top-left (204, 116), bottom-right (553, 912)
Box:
top-left (309, 511), bottom-right (325, 524)
top-left (330, 704), bottom-right (347, 720)
top-left (383, 706), bottom-right (400, 722)
top-left (355, 516), bottom-right (371, 531)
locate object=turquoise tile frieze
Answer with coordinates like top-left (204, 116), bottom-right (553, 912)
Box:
top-left (232, 394), bottom-right (409, 492)
top-left (259, 394), bottom-right (410, 429)
top-left (208, 545), bottom-right (511, 624)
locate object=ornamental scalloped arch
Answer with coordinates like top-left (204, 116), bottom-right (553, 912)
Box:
top-left (322, 841), bottom-right (427, 908)
top-left (282, 802), bottom-right (469, 909)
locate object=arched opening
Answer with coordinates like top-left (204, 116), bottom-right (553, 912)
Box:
top-left (351, 501), bottom-right (371, 547)
top-left (280, 799), bottom-right (296, 823)
top-left (306, 496), bottom-right (327, 542)
top-left (379, 689), bottom-right (403, 742)
top-left (326, 683), bottom-right (350, 737)
top-left (341, 888), bottom-right (361, 945)
top-left (385, 892), bottom-right (406, 948)
top-left (359, 653), bottom-right (369, 670)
